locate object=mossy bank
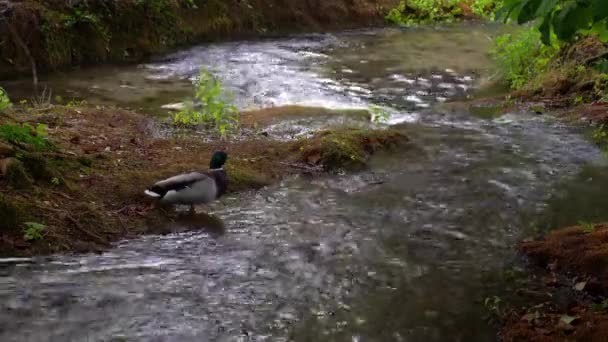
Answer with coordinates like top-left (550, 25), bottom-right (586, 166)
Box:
top-left (0, 0), bottom-right (398, 78)
top-left (0, 104), bottom-right (408, 256)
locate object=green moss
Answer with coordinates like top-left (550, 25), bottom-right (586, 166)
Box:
top-left (470, 105), bottom-right (504, 119)
top-left (298, 128), bottom-right (408, 171)
top-left (226, 164), bottom-right (272, 191)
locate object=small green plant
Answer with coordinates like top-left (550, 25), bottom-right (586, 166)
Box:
top-left (484, 296), bottom-right (503, 317)
top-left (593, 124), bottom-right (608, 147)
top-left (574, 95), bottom-right (584, 105)
top-left (579, 221), bottom-right (597, 234)
top-left (23, 222), bottom-right (46, 241)
top-left (491, 27), bottom-right (559, 89)
top-left (51, 177), bottom-right (61, 186)
top-left (591, 299), bottom-right (608, 312)
top-left (173, 68), bottom-right (239, 136)
top-left (0, 87), bottom-right (11, 111)
top-left (66, 99), bottom-right (86, 108)
top-left (370, 105), bottom-right (390, 124)
top-left (0, 123), bottom-right (53, 151)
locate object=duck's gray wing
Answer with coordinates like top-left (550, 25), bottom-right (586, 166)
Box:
top-left (146, 172), bottom-right (210, 198)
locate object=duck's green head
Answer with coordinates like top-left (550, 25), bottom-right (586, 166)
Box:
top-left (210, 151), bottom-right (228, 169)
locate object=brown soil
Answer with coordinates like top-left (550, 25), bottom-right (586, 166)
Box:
top-left (561, 103), bottom-right (608, 125)
top-left (240, 105), bottom-right (371, 127)
top-left (0, 105), bottom-right (408, 256)
top-left (520, 225), bottom-right (608, 289)
top-left (500, 224), bottom-right (608, 341)
top-left (0, 0), bottom-right (399, 78)
top-left (501, 304), bottom-right (608, 342)
top-left (514, 36), bottom-right (608, 114)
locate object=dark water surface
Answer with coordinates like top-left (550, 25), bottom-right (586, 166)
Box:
top-left (1, 24), bottom-right (607, 341)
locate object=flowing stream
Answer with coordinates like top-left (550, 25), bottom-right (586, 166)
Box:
top-left (2, 24), bottom-right (608, 341)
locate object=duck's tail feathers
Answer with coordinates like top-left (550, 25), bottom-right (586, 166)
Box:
top-left (144, 189), bottom-right (162, 198)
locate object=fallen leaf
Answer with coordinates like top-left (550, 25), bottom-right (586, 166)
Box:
top-left (522, 313), bottom-right (536, 322)
top-left (574, 281), bottom-right (587, 291)
top-left (560, 315), bottom-right (579, 325)
top-left (556, 320), bottom-right (575, 332)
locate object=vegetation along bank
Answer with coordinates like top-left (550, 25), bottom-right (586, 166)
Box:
top-left (2, 0), bottom-right (608, 339)
top-left (469, 1), bottom-right (608, 340)
top-left (388, 1), bottom-right (608, 340)
top-left (0, 0), bottom-right (399, 78)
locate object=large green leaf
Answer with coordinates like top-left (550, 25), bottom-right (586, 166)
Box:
top-left (536, 0), bottom-right (560, 17)
top-left (497, 0), bottom-right (527, 22)
top-left (553, 3), bottom-right (593, 41)
top-left (0, 87), bottom-right (10, 111)
top-left (592, 0), bottom-right (608, 22)
top-left (539, 14), bottom-right (553, 45)
top-left (591, 20), bottom-right (608, 42)
top-left (518, 0), bottom-right (543, 24)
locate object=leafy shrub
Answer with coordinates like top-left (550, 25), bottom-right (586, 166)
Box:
top-left (491, 27), bottom-right (559, 89)
top-left (471, 0), bottom-right (503, 19)
top-left (0, 87), bottom-right (11, 111)
top-left (173, 68), bottom-right (239, 136)
top-left (498, 0), bottom-right (608, 44)
top-left (386, 0), bottom-right (463, 25)
top-left (386, 0), bottom-right (502, 24)
top-left (23, 222), bottom-right (46, 241)
top-left (0, 123), bottom-right (53, 151)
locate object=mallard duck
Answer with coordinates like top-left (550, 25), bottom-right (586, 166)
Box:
top-left (144, 151), bottom-right (228, 212)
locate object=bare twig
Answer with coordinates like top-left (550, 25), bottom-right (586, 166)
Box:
top-left (583, 49), bottom-right (608, 66)
top-left (30, 86), bottom-right (52, 110)
top-left (51, 191), bottom-right (74, 200)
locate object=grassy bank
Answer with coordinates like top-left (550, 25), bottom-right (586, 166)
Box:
top-left (0, 103), bottom-right (408, 256)
top-left (483, 3), bottom-right (608, 338)
top-left (0, 0), bottom-right (398, 79)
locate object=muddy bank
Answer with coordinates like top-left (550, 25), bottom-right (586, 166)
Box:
top-left (0, 104), bottom-right (407, 256)
top-left (0, 0), bottom-right (398, 78)
top-left (500, 224), bottom-right (608, 341)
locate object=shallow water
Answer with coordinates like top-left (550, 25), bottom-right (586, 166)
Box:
top-left (1, 24), bottom-right (607, 341)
